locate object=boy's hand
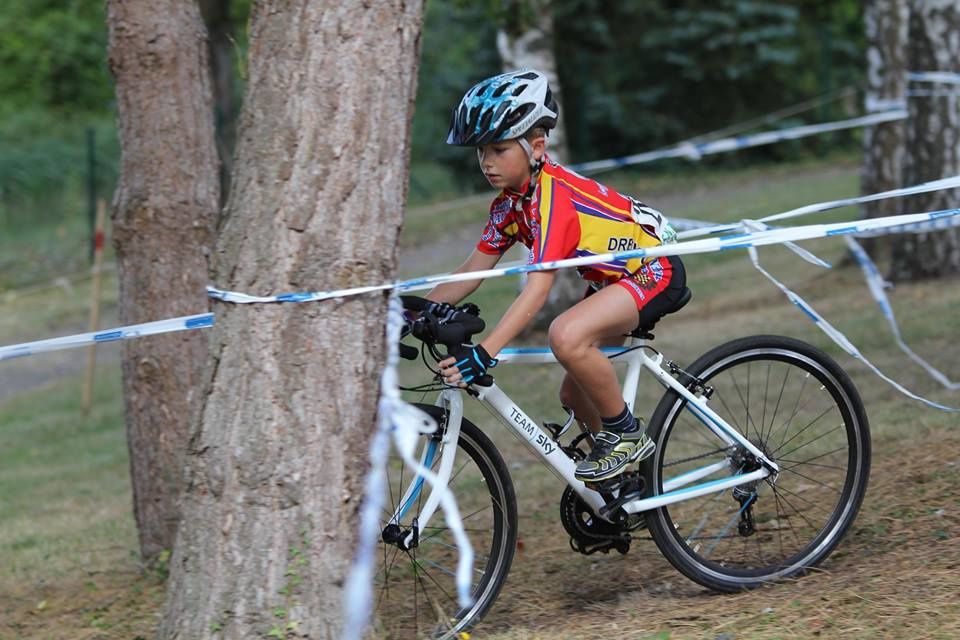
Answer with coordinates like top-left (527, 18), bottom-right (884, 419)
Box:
top-left (439, 344), bottom-right (497, 386)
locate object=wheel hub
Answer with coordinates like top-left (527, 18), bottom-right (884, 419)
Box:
top-left (381, 522), bottom-right (419, 551)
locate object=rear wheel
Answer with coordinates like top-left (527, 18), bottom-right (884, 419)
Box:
top-left (644, 335), bottom-right (870, 591)
top-left (372, 404), bottom-right (517, 639)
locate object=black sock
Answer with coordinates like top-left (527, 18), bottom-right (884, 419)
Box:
top-left (601, 405), bottom-right (638, 433)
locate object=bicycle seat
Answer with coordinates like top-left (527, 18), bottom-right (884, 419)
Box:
top-left (629, 286), bottom-right (692, 340)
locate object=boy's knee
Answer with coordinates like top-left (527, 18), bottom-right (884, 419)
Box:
top-left (548, 316), bottom-right (584, 361)
top-left (547, 317), bottom-right (571, 358)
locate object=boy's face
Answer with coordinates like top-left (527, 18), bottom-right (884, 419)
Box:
top-left (476, 138), bottom-right (543, 192)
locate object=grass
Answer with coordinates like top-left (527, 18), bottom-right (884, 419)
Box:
top-left (2, 152), bottom-right (960, 638)
top-left (0, 367), bottom-right (134, 586)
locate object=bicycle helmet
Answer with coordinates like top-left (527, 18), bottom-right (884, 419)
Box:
top-left (446, 69), bottom-right (559, 146)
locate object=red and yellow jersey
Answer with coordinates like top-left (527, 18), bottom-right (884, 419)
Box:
top-left (476, 158), bottom-right (669, 282)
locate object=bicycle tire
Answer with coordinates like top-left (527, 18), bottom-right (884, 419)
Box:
top-left (643, 335), bottom-right (871, 592)
top-left (372, 403), bottom-right (517, 639)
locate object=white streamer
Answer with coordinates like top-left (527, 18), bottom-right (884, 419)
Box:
top-left (908, 71), bottom-right (960, 85)
top-left (208, 208), bottom-right (960, 306)
top-left (342, 294), bottom-right (474, 640)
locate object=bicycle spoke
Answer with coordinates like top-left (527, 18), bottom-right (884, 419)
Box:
top-left (763, 362), bottom-right (791, 445)
top-left (649, 339), bottom-right (868, 591)
top-left (775, 423), bottom-right (843, 460)
top-left (772, 406), bottom-right (837, 457)
top-left (768, 485), bottom-right (824, 538)
top-left (375, 409), bottom-right (516, 639)
top-left (779, 464), bottom-right (841, 495)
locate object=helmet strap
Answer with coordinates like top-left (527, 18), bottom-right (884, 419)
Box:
top-left (517, 137), bottom-right (540, 168)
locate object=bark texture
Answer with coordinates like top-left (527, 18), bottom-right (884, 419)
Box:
top-left (892, 0), bottom-right (960, 280)
top-left (159, 2), bottom-right (423, 638)
top-left (497, 0), bottom-right (569, 163)
top-left (498, 0), bottom-right (581, 330)
top-left (107, 0), bottom-right (220, 561)
top-left (861, 0), bottom-right (908, 259)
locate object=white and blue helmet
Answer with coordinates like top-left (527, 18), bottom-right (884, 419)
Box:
top-left (446, 69), bottom-right (559, 146)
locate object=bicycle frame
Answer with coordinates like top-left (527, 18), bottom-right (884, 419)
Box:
top-left (394, 338), bottom-right (779, 537)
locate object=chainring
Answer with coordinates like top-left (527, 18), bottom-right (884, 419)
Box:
top-left (560, 486), bottom-right (633, 550)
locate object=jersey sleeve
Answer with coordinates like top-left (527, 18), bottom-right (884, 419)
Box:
top-left (476, 195), bottom-right (519, 255)
top-left (532, 177), bottom-right (580, 264)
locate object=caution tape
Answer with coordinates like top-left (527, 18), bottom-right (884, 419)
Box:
top-left (677, 174), bottom-right (960, 240)
top-left (908, 71), bottom-right (960, 85)
top-left (0, 313), bottom-right (214, 361)
top-left (208, 208), bottom-right (960, 305)
top-left (568, 110), bottom-right (906, 174)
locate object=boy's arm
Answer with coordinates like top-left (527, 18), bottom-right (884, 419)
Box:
top-left (479, 271), bottom-right (555, 357)
top-left (437, 270), bottom-right (554, 386)
top-left (426, 249), bottom-right (501, 305)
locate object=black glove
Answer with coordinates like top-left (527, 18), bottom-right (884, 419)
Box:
top-left (450, 344), bottom-right (497, 384)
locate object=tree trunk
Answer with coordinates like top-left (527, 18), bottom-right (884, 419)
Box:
top-left (107, 0), bottom-right (220, 562)
top-left (891, 0), bottom-right (960, 280)
top-left (497, 0), bottom-right (569, 163)
top-left (498, 0), bottom-right (580, 330)
top-left (159, 2), bottom-right (423, 638)
top-left (861, 0), bottom-right (908, 260)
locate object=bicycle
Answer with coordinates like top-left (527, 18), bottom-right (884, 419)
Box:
top-left (372, 293), bottom-right (871, 639)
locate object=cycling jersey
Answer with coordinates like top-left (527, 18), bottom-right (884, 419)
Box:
top-left (476, 158), bottom-right (671, 284)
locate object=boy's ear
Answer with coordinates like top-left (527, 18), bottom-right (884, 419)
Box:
top-left (531, 135), bottom-right (547, 161)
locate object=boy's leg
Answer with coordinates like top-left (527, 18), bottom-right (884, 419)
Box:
top-left (558, 334), bottom-right (628, 434)
top-left (549, 285), bottom-right (653, 482)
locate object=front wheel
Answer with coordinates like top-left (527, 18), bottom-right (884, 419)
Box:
top-left (371, 403), bottom-right (517, 639)
top-left (644, 335), bottom-right (871, 592)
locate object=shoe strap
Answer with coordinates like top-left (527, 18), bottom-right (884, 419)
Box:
top-left (594, 431), bottom-right (620, 446)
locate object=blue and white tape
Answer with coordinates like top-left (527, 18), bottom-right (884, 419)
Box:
top-left (568, 110), bottom-right (907, 175)
top-left (739, 220), bottom-right (958, 412)
top-left (908, 71), bottom-right (960, 85)
top-left (208, 208), bottom-right (960, 306)
top-left (678, 174), bottom-right (960, 240)
top-left (0, 313), bottom-right (214, 361)
top-left (845, 236), bottom-right (959, 392)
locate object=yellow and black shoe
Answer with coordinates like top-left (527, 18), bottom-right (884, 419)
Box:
top-left (574, 429), bottom-right (655, 482)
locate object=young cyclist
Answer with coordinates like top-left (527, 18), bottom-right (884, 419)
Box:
top-left (427, 69), bottom-right (688, 483)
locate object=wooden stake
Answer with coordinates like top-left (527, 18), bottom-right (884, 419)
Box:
top-left (82, 199), bottom-right (107, 415)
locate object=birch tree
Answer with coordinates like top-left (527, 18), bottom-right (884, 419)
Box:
top-left (861, 0), bottom-right (908, 259)
top-left (891, 0), bottom-right (960, 279)
top-left (159, 2), bottom-right (424, 638)
top-left (497, 0), bottom-right (581, 327)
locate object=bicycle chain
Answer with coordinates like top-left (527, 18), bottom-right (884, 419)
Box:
top-left (662, 445), bottom-right (732, 468)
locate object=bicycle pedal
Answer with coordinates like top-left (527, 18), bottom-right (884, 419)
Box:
top-left (598, 490), bottom-right (642, 521)
top-left (585, 477), bottom-right (625, 493)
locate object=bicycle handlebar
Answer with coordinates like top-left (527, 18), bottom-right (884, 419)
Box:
top-left (398, 296), bottom-right (488, 373)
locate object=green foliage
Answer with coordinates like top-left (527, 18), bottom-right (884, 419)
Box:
top-left (0, 1), bottom-right (118, 243)
top-left (409, 0), bottom-right (502, 201)
top-left (0, 0), bottom-right (113, 115)
top-left (0, 0), bottom-right (867, 228)
top-left (553, 0), bottom-right (864, 161)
